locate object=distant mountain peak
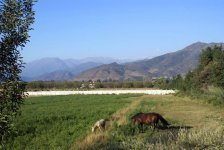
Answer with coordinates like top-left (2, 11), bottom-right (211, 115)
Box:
top-left (74, 42), bottom-right (224, 81)
top-left (184, 41), bottom-right (206, 48)
top-left (193, 41), bottom-right (206, 44)
top-left (109, 62), bottom-right (119, 65)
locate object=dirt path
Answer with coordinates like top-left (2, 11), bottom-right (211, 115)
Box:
top-left (70, 95), bottom-right (148, 150)
top-left (151, 96), bottom-right (224, 128)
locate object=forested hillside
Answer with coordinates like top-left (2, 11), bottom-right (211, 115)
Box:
top-left (168, 46), bottom-right (224, 105)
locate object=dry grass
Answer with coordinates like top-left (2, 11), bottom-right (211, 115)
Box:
top-left (152, 96), bottom-right (224, 128)
top-left (74, 132), bottom-right (109, 150)
top-left (111, 95), bottom-right (147, 126)
top-left (117, 125), bottom-right (224, 150)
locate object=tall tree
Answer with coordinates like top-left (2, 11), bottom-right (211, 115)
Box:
top-left (0, 0), bottom-right (35, 145)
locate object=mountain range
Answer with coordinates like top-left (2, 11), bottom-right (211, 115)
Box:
top-left (21, 57), bottom-right (132, 81)
top-left (22, 42), bottom-right (224, 81)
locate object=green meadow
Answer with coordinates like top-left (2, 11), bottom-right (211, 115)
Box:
top-left (7, 94), bottom-right (139, 150)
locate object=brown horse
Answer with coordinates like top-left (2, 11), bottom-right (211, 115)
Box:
top-left (131, 112), bottom-right (170, 132)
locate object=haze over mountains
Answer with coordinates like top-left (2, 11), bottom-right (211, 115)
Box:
top-left (21, 57), bottom-right (132, 81)
top-left (22, 42), bottom-right (224, 81)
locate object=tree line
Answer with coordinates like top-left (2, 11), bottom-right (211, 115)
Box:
top-left (26, 80), bottom-right (155, 90)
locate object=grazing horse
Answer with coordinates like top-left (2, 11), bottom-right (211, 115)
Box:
top-left (131, 112), bottom-right (170, 132)
top-left (92, 119), bottom-right (109, 133)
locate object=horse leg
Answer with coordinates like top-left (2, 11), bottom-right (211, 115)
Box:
top-left (138, 124), bottom-right (142, 133)
top-left (141, 123), bottom-right (144, 133)
top-left (131, 123), bottom-right (136, 135)
top-left (101, 124), bottom-right (105, 131)
top-left (154, 119), bottom-right (159, 130)
top-left (132, 127), bottom-right (135, 135)
top-left (98, 126), bottom-right (103, 132)
top-left (153, 123), bottom-right (156, 131)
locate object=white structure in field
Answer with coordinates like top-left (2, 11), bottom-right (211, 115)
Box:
top-left (27, 90), bottom-right (176, 96)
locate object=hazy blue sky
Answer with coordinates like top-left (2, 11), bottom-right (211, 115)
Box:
top-left (22, 0), bottom-right (224, 62)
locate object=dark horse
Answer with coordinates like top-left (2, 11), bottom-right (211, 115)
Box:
top-left (131, 112), bottom-right (170, 132)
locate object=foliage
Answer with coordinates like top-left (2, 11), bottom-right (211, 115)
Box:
top-left (190, 45), bottom-right (224, 89)
top-left (26, 80), bottom-right (82, 90)
top-left (0, 0), bottom-right (35, 145)
top-left (153, 78), bottom-right (171, 89)
top-left (26, 80), bottom-right (154, 90)
top-left (206, 86), bottom-right (224, 106)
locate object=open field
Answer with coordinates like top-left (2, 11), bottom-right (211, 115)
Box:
top-left (7, 94), bottom-right (224, 150)
top-left (6, 94), bottom-right (140, 149)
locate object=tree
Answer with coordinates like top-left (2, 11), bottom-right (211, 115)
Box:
top-left (143, 80), bottom-right (153, 88)
top-left (211, 46), bottom-right (224, 87)
top-left (0, 0), bottom-right (35, 145)
top-left (198, 47), bottom-right (213, 71)
top-left (183, 71), bottom-right (194, 91)
top-left (193, 46), bottom-right (224, 88)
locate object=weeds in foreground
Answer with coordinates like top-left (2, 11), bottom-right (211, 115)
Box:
top-left (92, 125), bottom-right (224, 150)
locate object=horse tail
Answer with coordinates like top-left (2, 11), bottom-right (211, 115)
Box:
top-left (158, 115), bottom-right (170, 126)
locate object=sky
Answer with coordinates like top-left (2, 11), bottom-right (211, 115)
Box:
top-left (22, 0), bottom-right (224, 62)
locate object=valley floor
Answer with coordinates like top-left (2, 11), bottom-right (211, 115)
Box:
top-left (7, 94), bottom-right (224, 150)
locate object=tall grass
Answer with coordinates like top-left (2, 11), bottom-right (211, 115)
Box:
top-left (176, 86), bottom-right (224, 106)
top-left (207, 86), bottom-right (224, 105)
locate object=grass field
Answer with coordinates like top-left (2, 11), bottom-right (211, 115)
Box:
top-left (6, 94), bottom-right (140, 150)
top-left (7, 94), bottom-right (224, 150)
